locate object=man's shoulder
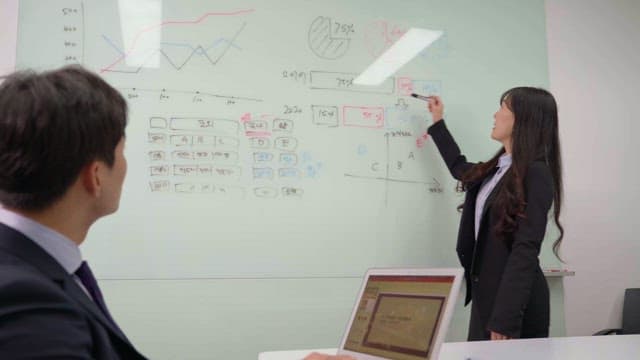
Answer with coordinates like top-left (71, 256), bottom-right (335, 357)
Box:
top-left (0, 245), bottom-right (89, 334)
top-left (0, 251), bottom-right (69, 302)
top-left (0, 238), bottom-right (73, 309)
top-left (0, 236), bottom-right (47, 278)
top-left (0, 254), bottom-right (95, 359)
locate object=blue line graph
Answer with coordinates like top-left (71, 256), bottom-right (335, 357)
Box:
top-left (101, 35), bottom-right (242, 56)
top-left (162, 38), bottom-right (242, 52)
top-left (100, 22), bottom-right (246, 73)
top-left (101, 35), bottom-right (125, 55)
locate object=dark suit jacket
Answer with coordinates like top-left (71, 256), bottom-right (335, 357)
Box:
top-left (428, 120), bottom-right (551, 339)
top-left (0, 223), bottom-right (147, 359)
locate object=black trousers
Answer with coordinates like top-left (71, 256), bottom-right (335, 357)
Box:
top-left (467, 300), bottom-right (550, 341)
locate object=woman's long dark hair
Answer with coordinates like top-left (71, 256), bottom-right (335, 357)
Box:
top-left (458, 87), bottom-right (564, 259)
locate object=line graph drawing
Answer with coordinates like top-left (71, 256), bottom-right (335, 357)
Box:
top-left (101, 23), bottom-right (245, 73)
top-left (80, 1), bottom-right (85, 64)
top-left (117, 87), bottom-right (263, 103)
top-left (103, 35), bottom-right (242, 56)
top-left (100, 9), bottom-right (254, 73)
top-left (59, 1), bottom-right (86, 65)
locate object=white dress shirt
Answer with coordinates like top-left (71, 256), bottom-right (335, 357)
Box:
top-left (474, 153), bottom-right (512, 240)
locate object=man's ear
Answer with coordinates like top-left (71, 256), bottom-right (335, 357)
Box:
top-left (81, 161), bottom-right (102, 197)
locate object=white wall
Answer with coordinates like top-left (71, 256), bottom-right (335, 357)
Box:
top-left (546, 0), bottom-right (640, 336)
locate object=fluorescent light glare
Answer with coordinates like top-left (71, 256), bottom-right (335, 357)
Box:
top-left (353, 28), bottom-right (443, 86)
top-left (118, 0), bottom-right (162, 68)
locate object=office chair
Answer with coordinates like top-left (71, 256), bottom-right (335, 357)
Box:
top-left (594, 288), bottom-right (640, 335)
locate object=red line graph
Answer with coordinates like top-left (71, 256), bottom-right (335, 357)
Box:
top-left (100, 9), bottom-right (255, 73)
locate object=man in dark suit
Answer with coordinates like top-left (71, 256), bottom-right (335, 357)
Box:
top-left (0, 66), bottom-right (146, 359)
top-left (0, 66), bottom-right (356, 360)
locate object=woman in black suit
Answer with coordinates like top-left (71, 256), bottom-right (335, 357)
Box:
top-left (425, 87), bottom-right (564, 341)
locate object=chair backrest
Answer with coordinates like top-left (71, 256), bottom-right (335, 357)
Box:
top-left (622, 288), bottom-right (640, 334)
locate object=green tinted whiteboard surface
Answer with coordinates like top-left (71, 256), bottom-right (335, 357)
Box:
top-left (14, 1), bottom-right (563, 357)
top-left (16, 0), bottom-right (558, 278)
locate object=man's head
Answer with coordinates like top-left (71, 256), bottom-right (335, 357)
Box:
top-left (0, 66), bottom-right (128, 215)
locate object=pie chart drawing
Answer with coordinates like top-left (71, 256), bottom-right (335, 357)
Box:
top-left (308, 16), bottom-right (351, 60)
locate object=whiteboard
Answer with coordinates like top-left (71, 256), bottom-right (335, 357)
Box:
top-left (0, 0), bottom-right (18, 76)
top-left (14, 0), bottom-right (558, 279)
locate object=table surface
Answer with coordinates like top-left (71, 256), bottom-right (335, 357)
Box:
top-left (258, 334), bottom-right (640, 360)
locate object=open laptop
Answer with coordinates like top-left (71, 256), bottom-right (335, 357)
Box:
top-left (337, 268), bottom-right (464, 360)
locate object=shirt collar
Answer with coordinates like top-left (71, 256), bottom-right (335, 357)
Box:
top-left (0, 207), bottom-right (83, 274)
top-left (498, 153), bottom-right (513, 168)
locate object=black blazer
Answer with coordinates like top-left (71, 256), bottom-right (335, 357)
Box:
top-left (428, 121), bottom-right (552, 338)
top-left (0, 223), bottom-right (147, 359)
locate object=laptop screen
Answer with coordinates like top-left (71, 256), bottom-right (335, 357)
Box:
top-left (342, 275), bottom-right (456, 360)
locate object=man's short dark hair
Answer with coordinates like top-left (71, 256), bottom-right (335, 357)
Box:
top-left (0, 65), bottom-right (127, 210)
